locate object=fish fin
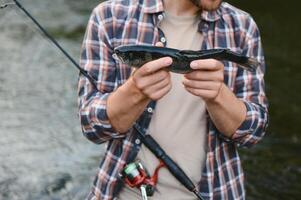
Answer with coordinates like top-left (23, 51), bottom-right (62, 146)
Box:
top-left (178, 50), bottom-right (197, 55)
top-left (246, 57), bottom-right (260, 71)
top-left (177, 50), bottom-right (203, 59)
top-left (179, 49), bottom-right (228, 58)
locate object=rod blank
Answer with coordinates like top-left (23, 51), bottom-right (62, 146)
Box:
top-left (7, 0), bottom-right (98, 90)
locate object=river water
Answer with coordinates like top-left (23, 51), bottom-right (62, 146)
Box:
top-left (0, 0), bottom-right (300, 200)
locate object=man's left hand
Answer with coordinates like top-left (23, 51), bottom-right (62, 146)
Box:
top-left (182, 59), bottom-right (224, 102)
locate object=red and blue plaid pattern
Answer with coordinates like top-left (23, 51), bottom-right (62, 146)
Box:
top-left (78, 1), bottom-right (268, 199)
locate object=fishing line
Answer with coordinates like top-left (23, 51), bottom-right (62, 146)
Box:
top-left (0, 0), bottom-right (15, 8)
top-left (0, 1), bottom-right (205, 199)
top-left (0, 0), bottom-right (98, 90)
top-left (0, 1), bottom-right (73, 83)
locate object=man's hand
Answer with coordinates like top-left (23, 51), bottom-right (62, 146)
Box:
top-left (182, 59), bottom-right (247, 137)
top-left (131, 43), bottom-right (172, 101)
top-left (131, 57), bottom-right (172, 100)
top-left (182, 59), bottom-right (224, 102)
top-left (107, 42), bottom-right (172, 133)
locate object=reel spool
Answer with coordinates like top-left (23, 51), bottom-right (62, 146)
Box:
top-left (121, 161), bottom-right (165, 196)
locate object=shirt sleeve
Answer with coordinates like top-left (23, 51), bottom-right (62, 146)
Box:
top-left (78, 8), bottom-right (124, 144)
top-left (230, 16), bottom-right (269, 148)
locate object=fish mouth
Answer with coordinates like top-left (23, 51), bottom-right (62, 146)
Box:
top-left (112, 48), bottom-right (122, 62)
top-left (112, 53), bottom-right (125, 63)
top-left (112, 53), bottom-right (119, 60)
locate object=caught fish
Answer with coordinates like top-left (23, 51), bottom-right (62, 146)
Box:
top-left (113, 44), bottom-right (259, 73)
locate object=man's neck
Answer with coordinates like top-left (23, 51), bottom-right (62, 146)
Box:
top-left (163, 0), bottom-right (200, 16)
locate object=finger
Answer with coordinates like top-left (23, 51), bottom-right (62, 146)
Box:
top-left (149, 82), bottom-right (172, 100)
top-left (143, 76), bottom-right (171, 95)
top-left (182, 79), bottom-right (221, 90)
top-left (155, 42), bottom-right (164, 47)
top-left (141, 57), bottom-right (172, 75)
top-left (184, 70), bottom-right (224, 82)
top-left (184, 87), bottom-right (216, 99)
top-left (130, 68), bottom-right (137, 76)
top-left (136, 70), bottom-right (170, 89)
top-left (190, 59), bottom-right (223, 71)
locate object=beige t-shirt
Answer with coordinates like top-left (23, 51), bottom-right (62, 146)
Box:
top-left (119, 12), bottom-right (207, 200)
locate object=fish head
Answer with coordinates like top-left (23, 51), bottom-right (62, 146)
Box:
top-left (113, 45), bottom-right (145, 67)
top-left (113, 46), bottom-right (135, 65)
top-left (113, 48), bottom-right (127, 64)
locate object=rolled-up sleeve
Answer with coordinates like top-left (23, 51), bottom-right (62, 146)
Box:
top-left (230, 16), bottom-right (269, 148)
top-left (78, 7), bottom-right (123, 144)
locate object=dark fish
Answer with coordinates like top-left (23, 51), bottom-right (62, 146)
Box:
top-left (113, 44), bottom-right (259, 73)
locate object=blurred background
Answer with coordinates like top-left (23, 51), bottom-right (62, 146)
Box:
top-left (0, 0), bottom-right (300, 199)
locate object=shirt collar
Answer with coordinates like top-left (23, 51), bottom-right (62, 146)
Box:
top-left (142, 0), bottom-right (225, 22)
top-left (201, 3), bottom-right (225, 22)
top-left (142, 0), bottom-right (164, 14)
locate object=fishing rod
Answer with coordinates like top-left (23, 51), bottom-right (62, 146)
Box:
top-left (0, 0), bottom-right (98, 89)
top-left (0, 1), bottom-right (204, 199)
top-left (134, 125), bottom-right (205, 200)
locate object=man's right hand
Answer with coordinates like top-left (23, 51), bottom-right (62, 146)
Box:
top-left (107, 43), bottom-right (172, 133)
top-left (131, 55), bottom-right (172, 100)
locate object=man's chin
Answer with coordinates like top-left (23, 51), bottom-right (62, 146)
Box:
top-left (190, 0), bottom-right (222, 11)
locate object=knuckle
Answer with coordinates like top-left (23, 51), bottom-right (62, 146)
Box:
top-left (213, 71), bottom-right (223, 81)
top-left (165, 80), bottom-right (172, 90)
top-left (161, 78), bottom-right (168, 86)
top-left (159, 70), bottom-right (169, 80)
top-left (195, 72), bottom-right (202, 80)
top-left (214, 82), bottom-right (220, 89)
top-left (132, 76), bottom-right (139, 85)
top-left (167, 83), bottom-right (172, 91)
top-left (150, 93), bottom-right (159, 100)
top-left (158, 70), bottom-right (166, 78)
top-left (218, 73), bottom-right (224, 81)
top-left (164, 75), bottom-right (171, 83)
top-left (140, 62), bottom-right (149, 71)
top-left (135, 80), bottom-right (144, 89)
top-left (166, 72), bottom-right (171, 80)
top-left (132, 75), bottom-right (137, 82)
top-left (186, 72), bottom-right (194, 79)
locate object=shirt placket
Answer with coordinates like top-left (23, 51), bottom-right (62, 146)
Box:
top-left (198, 20), bottom-right (210, 50)
top-left (128, 12), bottom-right (167, 159)
top-left (153, 12), bottom-right (167, 47)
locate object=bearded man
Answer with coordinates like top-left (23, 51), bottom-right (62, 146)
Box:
top-left (78, 0), bottom-right (268, 199)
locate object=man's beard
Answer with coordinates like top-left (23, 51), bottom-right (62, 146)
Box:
top-left (189, 0), bottom-right (222, 11)
top-left (189, 0), bottom-right (202, 8)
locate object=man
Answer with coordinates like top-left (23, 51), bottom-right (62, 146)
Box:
top-left (78, 0), bottom-right (268, 199)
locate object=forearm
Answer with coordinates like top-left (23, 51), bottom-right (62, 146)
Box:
top-left (107, 77), bottom-right (150, 133)
top-left (205, 83), bottom-right (247, 137)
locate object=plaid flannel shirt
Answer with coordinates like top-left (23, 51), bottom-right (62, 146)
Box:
top-left (78, 0), bottom-right (268, 199)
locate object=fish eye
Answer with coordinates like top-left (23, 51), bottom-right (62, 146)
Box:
top-left (112, 53), bottom-right (118, 60)
top-left (114, 49), bottom-right (120, 54)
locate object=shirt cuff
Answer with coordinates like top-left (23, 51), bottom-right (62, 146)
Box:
top-left (232, 100), bottom-right (257, 139)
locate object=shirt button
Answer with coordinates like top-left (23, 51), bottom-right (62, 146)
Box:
top-left (147, 107), bottom-right (153, 113)
top-left (160, 37), bottom-right (166, 43)
top-left (158, 14), bottom-right (163, 21)
top-left (135, 139), bottom-right (141, 145)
